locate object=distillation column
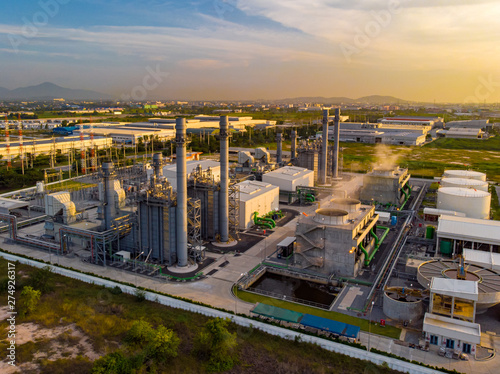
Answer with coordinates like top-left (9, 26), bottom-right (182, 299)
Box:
top-left (219, 116), bottom-right (229, 242)
top-left (102, 162), bottom-right (116, 231)
top-left (176, 118), bottom-right (188, 267)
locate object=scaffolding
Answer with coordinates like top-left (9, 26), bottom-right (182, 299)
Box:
top-left (187, 197), bottom-right (203, 261)
top-left (228, 181), bottom-right (240, 240)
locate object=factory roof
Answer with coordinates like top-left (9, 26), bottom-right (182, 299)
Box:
top-left (163, 160), bottom-right (220, 175)
top-left (437, 215), bottom-right (500, 245)
top-left (430, 278), bottom-right (478, 300)
top-left (423, 208), bottom-right (466, 217)
top-left (423, 313), bottom-right (481, 344)
top-left (251, 303), bottom-right (303, 323)
top-left (263, 166), bottom-right (313, 180)
top-left (277, 236), bottom-right (296, 247)
top-left (299, 314), bottom-right (360, 339)
top-left (0, 197), bottom-right (29, 212)
top-left (236, 180), bottom-right (279, 202)
top-left (463, 249), bottom-right (500, 271)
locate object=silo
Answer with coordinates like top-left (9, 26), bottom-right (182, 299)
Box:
top-left (441, 177), bottom-right (488, 192)
top-left (443, 170), bottom-right (486, 182)
top-left (437, 187), bottom-right (491, 219)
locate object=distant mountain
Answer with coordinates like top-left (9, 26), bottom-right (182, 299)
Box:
top-left (277, 95), bottom-right (410, 105)
top-left (0, 82), bottom-right (112, 100)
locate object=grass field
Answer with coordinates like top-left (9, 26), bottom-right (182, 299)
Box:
top-left (235, 288), bottom-right (401, 339)
top-left (340, 141), bottom-right (500, 182)
top-left (0, 258), bottom-right (402, 374)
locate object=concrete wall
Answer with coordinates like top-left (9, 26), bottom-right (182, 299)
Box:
top-left (0, 251), bottom-right (445, 374)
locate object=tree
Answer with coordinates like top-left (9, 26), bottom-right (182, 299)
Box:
top-left (146, 325), bottom-right (180, 362)
top-left (91, 351), bottom-right (134, 374)
top-left (194, 318), bottom-right (238, 372)
top-left (28, 266), bottom-right (53, 293)
top-left (126, 320), bottom-right (154, 346)
top-left (19, 286), bottom-right (41, 317)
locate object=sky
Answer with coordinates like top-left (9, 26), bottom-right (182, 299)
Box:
top-left (0, 0), bottom-right (499, 102)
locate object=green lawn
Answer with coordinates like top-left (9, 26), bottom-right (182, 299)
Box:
top-left (236, 288), bottom-right (401, 339)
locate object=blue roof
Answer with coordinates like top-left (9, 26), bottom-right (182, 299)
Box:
top-left (299, 314), bottom-right (360, 339)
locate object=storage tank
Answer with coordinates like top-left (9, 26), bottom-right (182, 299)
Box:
top-left (437, 187), bottom-right (490, 219)
top-left (443, 170), bottom-right (486, 182)
top-left (440, 177), bottom-right (488, 192)
top-left (383, 288), bottom-right (424, 323)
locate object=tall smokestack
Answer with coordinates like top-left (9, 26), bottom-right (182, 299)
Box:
top-left (219, 116), bottom-right (229, 242)
top-left (175, 117), bottom-right (188, 267)
top-left (291, 130), bottom-right (297, 161)
top-left (102, 162), bottom-right (116, 231)
top-left (319, 108), bottom-right (329, 184)
top-left (276, 132), bottom-right (283, 164)
top-left (333, 108), bottom-right (340, 178)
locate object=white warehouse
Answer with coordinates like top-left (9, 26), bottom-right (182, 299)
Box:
top-left (262, 166), bottom-right (314, 193)
top-left (236, 180), bottom-right (279, 230)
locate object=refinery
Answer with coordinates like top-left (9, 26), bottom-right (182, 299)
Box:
top-left (1, 110), bottom-right (500, 369)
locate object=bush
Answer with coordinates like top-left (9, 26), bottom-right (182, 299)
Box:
top-left (28, 266), bottom-right (53, 294)
top-left (145, 325), bottom-right (180, 362)
top-left (19, 286), bottom-right (41, 317)
top-left (194, 318), bottom-right (238, 372)
top-left (126, 320), bottom-right (155, 346)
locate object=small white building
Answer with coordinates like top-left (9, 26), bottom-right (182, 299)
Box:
top-left (158, 160), bottom-right (221, 190)
top-left (423, 278), bottom-right (480, 355)
top-left (436, 215), bottom-right (500, 257)
top-left (444, 128), bottom-right (483, 139)
top-left (236, 180), bottom-right (279, 230)
top-left (262, 166), bottom-right (314, 193)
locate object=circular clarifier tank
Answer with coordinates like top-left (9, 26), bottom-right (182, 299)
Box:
top-left (443, 170), bottom-right (487, 181)
top-left (313, 209), bottom-right (349, 225)
top-left (331, 198), bottom-right (361, 213)
top-left (383, 288), bottom-right (424, 322)
top-left (417, 259), bottom-right (500, 312)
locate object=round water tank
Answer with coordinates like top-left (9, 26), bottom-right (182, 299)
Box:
top-left (437, 187), bottom-right (491, 219)
top-left (383, 289), bottom-right (424, 322)
top-left (313, 209), bottom-right (348, 225)
top-left (441, 178), bottom-right (488, 192)
top-left (331, 198), bottom-right (361, 213)
top-left (443, 170), bottom-right (486, 181)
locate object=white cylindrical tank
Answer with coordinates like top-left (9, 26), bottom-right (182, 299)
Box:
top-left (441, 177), bottom-right (488, 192)
top-left (437, 187), bottom-right (491, 219)
top-left (443, 170), bottom-right (486, 181)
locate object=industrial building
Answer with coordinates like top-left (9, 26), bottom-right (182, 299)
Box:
top-left (293, 199), bottom-right (380, 277)
top-left (435, 215), bottom-right (500, 257)
top-left (236, 180), bottom-right (279, 230)
top-left (147, 159), bottom-right (221, 191)
top-left (0, 135), bottom-right (112, 159)
top-left (423, 278), bottom-right (481, 356)
top-left (261, 166), bottom-right (314, 193)
top-left (436, 187), bottom-right (490, 219)
top-left (446, 119), bottom-right (491, 130)
top-left (359, 167), bottom-right (411, 207)
top-left (86, 126), bottom-right (175, 144)
top-left (443, 128), bottom-right (484, 139)
top-left (378, 116), bottom-right (443, 127)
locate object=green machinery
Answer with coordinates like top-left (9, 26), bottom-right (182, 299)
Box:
top-left (252, 210), bottom-right (284, 230)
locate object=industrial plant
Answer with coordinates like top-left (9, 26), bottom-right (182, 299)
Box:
top-left (1, 111), bottom-right (499, 367)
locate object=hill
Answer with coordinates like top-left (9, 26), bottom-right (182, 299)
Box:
top-left (0, 82), bottom-right (112, 100)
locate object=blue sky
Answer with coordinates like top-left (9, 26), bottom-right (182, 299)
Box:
top-left (1, 0), bottom-right (499, 102)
